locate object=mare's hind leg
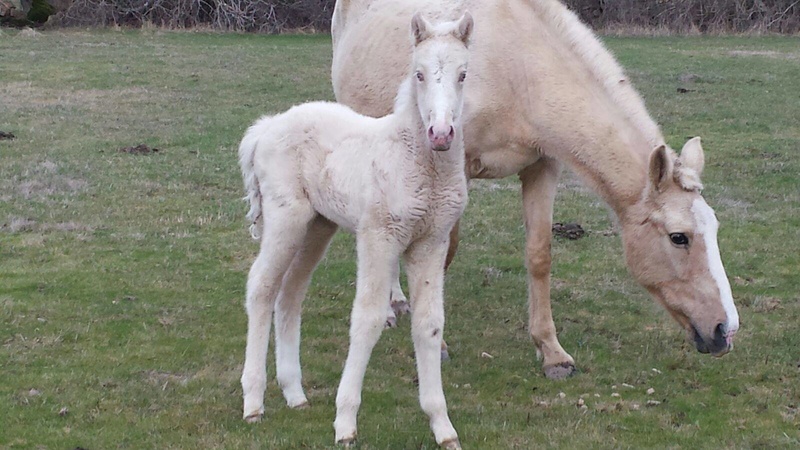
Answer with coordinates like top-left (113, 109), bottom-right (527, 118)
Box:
top-left (334, 231), bottom-right (399, 444)
top-left (274, 216), bottom-right (338, 408)
top-left (241, 200), bottom-right (315, 423)
top-left (520, 158), bottom-right (575, 379)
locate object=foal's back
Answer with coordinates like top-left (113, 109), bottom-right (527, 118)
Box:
top-left (248, 101), bottom-right (407, 233)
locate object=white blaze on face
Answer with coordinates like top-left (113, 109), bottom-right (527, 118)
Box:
top-left (692, 198), bottom-right (740, 342)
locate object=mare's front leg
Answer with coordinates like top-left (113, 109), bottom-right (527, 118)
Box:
top-left (333, 231), bottom-right (399, 445)
top-left (404, 235), bottom-right (460, 449)
top-left (520, 158), bottom-right (575, 379)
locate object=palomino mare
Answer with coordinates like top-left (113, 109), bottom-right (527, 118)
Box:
top-left (239, 13), bottom-right (473, 447)
top-left (331, 0), bottom-right (740, 379)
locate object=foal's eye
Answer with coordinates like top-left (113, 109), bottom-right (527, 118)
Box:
top-left (415, 71), bottom-right (425, 82)
top-left (669, 233), bottom-right (689, 247)
top-left (458, 72), bottom-right (467, 82)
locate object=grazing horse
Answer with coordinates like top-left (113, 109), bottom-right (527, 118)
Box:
top-left (238, 13), bottom-right (474, 448)
top-left (331, 0), bottom-right (740, 379)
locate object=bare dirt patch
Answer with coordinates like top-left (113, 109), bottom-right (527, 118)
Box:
top-left (119, 144), bottom-right (159, 154)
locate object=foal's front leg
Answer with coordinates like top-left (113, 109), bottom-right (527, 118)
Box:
top-left (404, 235), bottom-right (460, 449)
top-left (333, 231), bottom-right (399, 444)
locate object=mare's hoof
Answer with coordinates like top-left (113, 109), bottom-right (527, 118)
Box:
top-left (244, 412), bottom-right (263, 423)
top-left (385, 316), bottom-right (398, 328)
top-left (391, 299), bottom-right (411, 317)
top-left (440, 438), bottom-right (462, 450)
top-left (543, 361), bottom-right (576, 380)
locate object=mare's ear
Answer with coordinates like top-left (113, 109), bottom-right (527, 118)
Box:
top-left (455, 11), bottom-right (474, 45)
top-left (411, 12), bottom-right (433, 45)
top-left (648, 145), bottom-right (673, 194)
top-left (679, 137), bottom-right (705, 176)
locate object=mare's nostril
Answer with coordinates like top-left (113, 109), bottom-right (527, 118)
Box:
top-left (713, 323), bottom-right (726, 345)
top-left (427, 127), bottom-right (435, 139)
top-left (447, 126), bottom-right (455, 138)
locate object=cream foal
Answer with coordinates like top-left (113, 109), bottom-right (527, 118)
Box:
top-left (238, 13), bottom-right (473, 448)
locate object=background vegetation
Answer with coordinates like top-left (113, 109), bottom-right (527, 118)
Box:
top-left (32, 0), bottom-right (800, 33)
top-left (1, 29), bottom-right (799, 448)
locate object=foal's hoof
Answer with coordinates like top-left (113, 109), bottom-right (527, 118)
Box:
top-left (336, 436), bottom-right (356, 447)
top-left (543, 361), bottom-right (576, 380)
top-left (244, 412), bottom-right (263, 423)
top-left (440, 347), bottom-right (450, 361)
top-left (289, 400), bottom-right (309, 410)
top-left (391, 299), bottom-right (411, 317)
top-left (440, 438), bottom-right (462, 450)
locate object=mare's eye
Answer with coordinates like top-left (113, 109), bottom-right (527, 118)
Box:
top-left (458, 72), bottom-right (467, 82)
top-left (416, 71), bottom-right (425, 82)
top-left (669, 233), bottom-right (689, 247)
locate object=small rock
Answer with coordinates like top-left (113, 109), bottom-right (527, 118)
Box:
top-left (28, 389), bottom-right (41, 397)
top-left (480, 352), bottom-right (493, 359)
top-left (651, 368), bottom-right (662, 374)
top-left (646, 388), bottom-right (655, 395)
top-left (646, 400), bottom-right (661, 407)
top-left (631, 403), bottom-right (641, 411)
top-left (58, 407), bottom-right (69, 416)
top-left (611, 385), bottom-right (617, 390)
top-left (622, 383), bottom-right (634, 389)
top-left (577, 398), bottom-right (585, 407)
top-left (558, 392), bottom-right (566, 399)
top-left (536, 401), bottom-right (550, 407)
top-left (594, 393), bottom-right (600, 398)
top-left (611, 392), bottom-right (620, 398)
top-left (463, 383), bottom-right (471, 389)
top-left (580, 404), bottom-right (588, 411)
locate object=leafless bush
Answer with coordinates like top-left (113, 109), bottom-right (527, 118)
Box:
top-left (51, 0), bottom-right (334, 32)
top-left (564, 0), bottom-right (800, 34)
top-left (49, 0), bottom-right (799, 33)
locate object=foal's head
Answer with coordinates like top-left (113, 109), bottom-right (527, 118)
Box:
top-left (408, 12), bottom-right (473, 151)
top-left (622, 138), bottom-right (739, 356)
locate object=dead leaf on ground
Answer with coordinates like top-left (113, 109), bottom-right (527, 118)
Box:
top-left (0, 131), bottom-right (15, 140)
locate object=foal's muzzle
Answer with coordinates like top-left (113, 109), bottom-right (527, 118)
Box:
top-left (428, 125), bottom-right (454, 151)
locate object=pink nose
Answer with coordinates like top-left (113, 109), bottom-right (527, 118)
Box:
top-left (427, 125), bottom-right (455, 151)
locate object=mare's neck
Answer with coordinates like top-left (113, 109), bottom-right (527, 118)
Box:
top-left (538, 108), bottom-right (652, 219)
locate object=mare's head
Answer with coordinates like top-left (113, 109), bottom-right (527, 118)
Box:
top-left (622, 138), bottom-right (739, 356)
top-left (408, 12), bottom-right (473, 151)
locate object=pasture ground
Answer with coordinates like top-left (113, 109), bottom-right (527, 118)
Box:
top-left (1, 29), bottom-right (798, 449)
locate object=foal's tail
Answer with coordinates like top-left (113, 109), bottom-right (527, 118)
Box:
top-left (238, 117), bottom-right (269, 240)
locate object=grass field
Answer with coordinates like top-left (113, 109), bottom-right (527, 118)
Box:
top-left (1, 28), bottom-right (799, 449)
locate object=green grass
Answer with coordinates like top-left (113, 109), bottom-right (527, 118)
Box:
top-left (1, 29), bottom-right (798, 449)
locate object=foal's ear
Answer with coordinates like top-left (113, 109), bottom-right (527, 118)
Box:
top-left (648, 145), bottom-right (673, 194)
top-left (411, 12), bottom-right (433, 45)
top-left (679, 137), bottom-right (705, 176)
top-left (455, 11), bottom-right (474, 46)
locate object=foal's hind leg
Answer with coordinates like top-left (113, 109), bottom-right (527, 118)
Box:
top-left (241, 201), bottom-right (315, 423)
top-left (274, 216), bottom-right (338, 408)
